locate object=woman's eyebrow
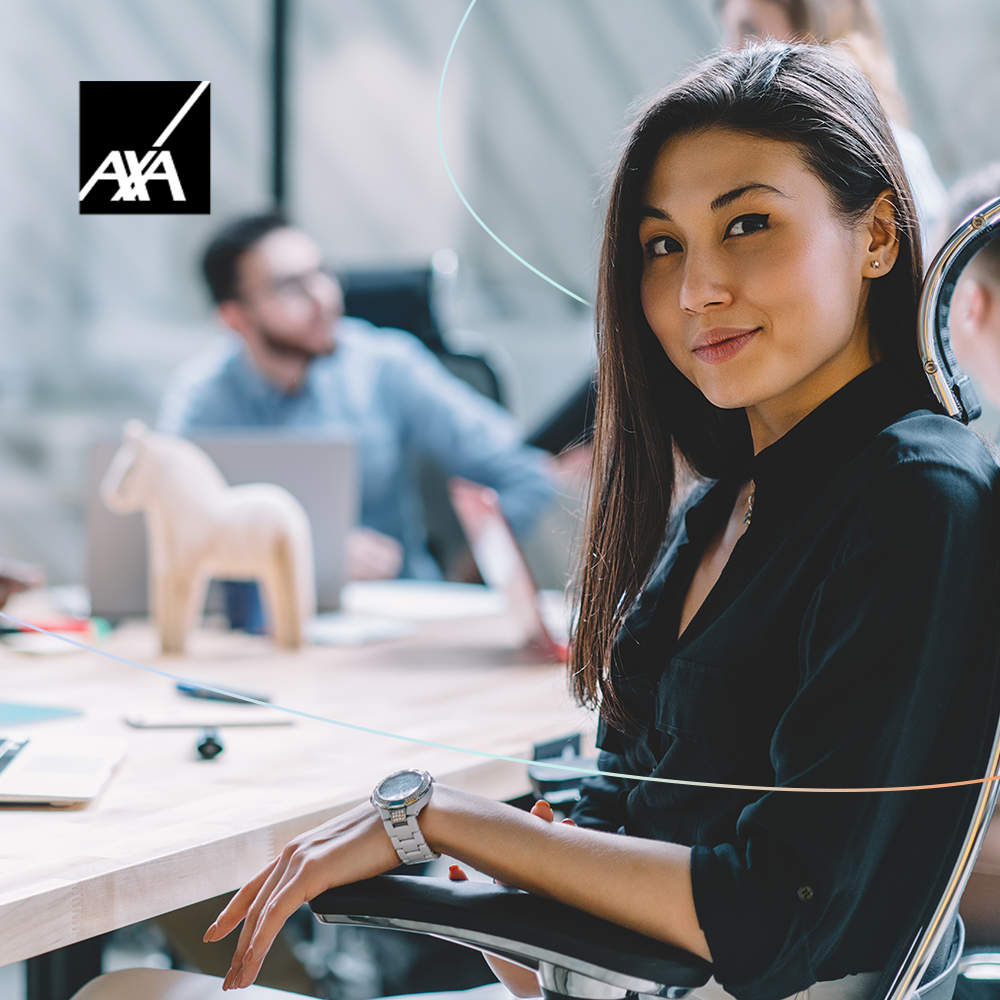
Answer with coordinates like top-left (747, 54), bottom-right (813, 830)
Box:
top-left (640, 206), bottom-right (671, 222)
top-left (710, 183), bottom-right (785, 212)
top-left (640, 183), bottom-right (787, 223)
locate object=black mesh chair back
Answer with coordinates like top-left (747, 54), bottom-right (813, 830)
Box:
top-left (340, 267), bottom-right (445, 353)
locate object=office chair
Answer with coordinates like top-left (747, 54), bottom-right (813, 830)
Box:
top-left (527, 376), bottom-right (597, 456)
top-left (69, 205), bottom-right (1000, 1000)
top-left (340, 265), bottom-right (503, 408)
top-left (344, 264), bottom-right (504, 577)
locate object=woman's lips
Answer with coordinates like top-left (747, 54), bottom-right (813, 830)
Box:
top-left (692, 328), bottom-right (759, 364)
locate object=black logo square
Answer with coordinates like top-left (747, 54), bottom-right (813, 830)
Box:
top-left (79, 81), bottom-right (210, 215)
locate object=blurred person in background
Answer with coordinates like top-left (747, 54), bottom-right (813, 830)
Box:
top-left (718, 0), bottom-right (948, 249)
top-left (158, 214), bottom-right (557, 582)
top-left (934, 163), bottom-right (1000, 420)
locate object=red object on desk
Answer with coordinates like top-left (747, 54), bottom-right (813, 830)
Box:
top-left (15, 617), bottom-right (92, 634)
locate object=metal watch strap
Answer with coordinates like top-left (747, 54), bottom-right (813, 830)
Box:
top-left (383, 806), bottom-right (440, 864)
top-left (372, 771), bottom-right (441, 865)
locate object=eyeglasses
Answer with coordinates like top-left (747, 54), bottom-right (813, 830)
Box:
top-left (242, 264), bottom-right (340, 306)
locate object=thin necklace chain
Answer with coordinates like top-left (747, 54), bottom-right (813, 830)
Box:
top-left (744, 480), bottom-right (756, 527)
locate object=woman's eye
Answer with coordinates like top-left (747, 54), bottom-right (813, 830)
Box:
top-left (726, 214), bottom-right (769, 238)
top-left (646, 235), bottom-right (683, 257)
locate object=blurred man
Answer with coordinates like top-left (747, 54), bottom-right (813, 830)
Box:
top-left (938, 163), bottom-right (1000, 416)
top-left (158, 213), bottom-right (556, 580)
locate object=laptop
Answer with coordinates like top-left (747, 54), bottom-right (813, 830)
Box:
top-left (87, 432), bottom-right (358, 617)
top-left (447, 478), bottom-right (570, 661)
top-left (0, 733), bottom-right (126, 806)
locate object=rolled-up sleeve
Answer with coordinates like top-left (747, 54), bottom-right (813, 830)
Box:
top-left (571, 749), bottom-right (634, 832)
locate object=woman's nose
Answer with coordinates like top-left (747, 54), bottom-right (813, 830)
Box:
top-left (678, 252), bottom-right (734, 314)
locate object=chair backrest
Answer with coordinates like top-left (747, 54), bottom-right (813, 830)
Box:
top-left (876, 198), bottom-right (1000, 1000)
top-left (437, 352), bottom-right (502, 405)
top-left (339, 264), bottom-right (506, 575)
top-left (528, 374), bottom-right (596, 454)
top-left (340, 266), bottom-right (445, 353)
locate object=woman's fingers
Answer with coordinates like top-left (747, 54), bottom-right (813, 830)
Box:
top-left (528, 799), bottom-right (576, 825)
top-left (224, 804), bottom-right (400, 989)
top-left (225, 830), bottom-right (320, 988)
top-left (204, 857), bottom-right (280, 942)
top-left (234, 878), bottom-right (311, 988)
top-left (529, 799), bottom-right (554, 821)
top-left (449, 864), bottom-right (470, 880)
top-left (531, 799), bottom-right (576, 824)
top-left (562, 817), bottom-right (577, 826)
top-left (225, 855), bottom-right (295, 986)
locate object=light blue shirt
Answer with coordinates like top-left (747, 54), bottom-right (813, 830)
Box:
top-left (157, 318), bottom-right (557, 579)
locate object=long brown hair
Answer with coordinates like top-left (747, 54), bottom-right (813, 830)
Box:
top-left (570, 43), bottom-right (924, 729)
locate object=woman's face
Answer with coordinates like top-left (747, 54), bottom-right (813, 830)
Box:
top-left (639, 128), bottom-right (890, 441)
top-left (720, 0), bottom-right (796, 49)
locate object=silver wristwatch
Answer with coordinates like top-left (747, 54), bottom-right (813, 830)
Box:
top-left (371, 769), bottom-right (440, 865)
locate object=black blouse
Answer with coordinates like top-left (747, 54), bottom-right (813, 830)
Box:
top-left (570, 365), bottom-right (1000, 999)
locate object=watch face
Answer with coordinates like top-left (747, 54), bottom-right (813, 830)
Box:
top-left (377, 770), bottom-right (428, 806)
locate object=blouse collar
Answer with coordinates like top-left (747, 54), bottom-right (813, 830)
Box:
top-left (750, 364), bottom-right (935, 499)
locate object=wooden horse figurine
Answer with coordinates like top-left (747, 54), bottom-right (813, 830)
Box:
top-left (100, 420), bottom-right (316, 654)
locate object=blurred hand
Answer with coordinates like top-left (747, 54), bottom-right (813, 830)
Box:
top-left (0, 559), bottom-right (45, 611)
top-left (448, 799), bottom-right (575, 998)
top-left (345, 527), bottom-right (404, 581)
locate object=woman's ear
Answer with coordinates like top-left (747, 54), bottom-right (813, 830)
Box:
top-left (864, 189), bottom-right (901, 277)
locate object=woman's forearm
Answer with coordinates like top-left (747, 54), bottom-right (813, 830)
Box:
top-left (421, 784), bottom-right (712, 962)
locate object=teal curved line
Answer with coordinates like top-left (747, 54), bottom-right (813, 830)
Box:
top-left (0, 610), bottom-right (990, 794)
top-left (436, 0), bottom-right (592, 309)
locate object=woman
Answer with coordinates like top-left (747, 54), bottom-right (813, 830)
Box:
top-left (718, 0), bottom-right (948, 248)
top-left (207, 44), bottom-right (1000, 1000)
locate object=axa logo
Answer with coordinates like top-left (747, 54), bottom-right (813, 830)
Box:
top-left (79, 81), bottom-right (210, 215)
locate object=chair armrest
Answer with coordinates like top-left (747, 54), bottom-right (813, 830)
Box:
top-left (309, 876), bottom-right (712, 997)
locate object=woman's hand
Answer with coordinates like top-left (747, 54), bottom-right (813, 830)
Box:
top-left (203, 800), bottom-right (399, 990)
top-left (448, 799), bottom-right (576, 998)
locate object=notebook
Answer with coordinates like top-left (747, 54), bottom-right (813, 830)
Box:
top-left (0, 733), bottom-right (126, 806)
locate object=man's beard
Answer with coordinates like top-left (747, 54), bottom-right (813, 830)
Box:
top-left (258, 323), bottom-right (335, 364)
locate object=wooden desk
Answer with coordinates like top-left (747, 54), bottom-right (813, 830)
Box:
top-left (0, 615), bottom-right (587, 967)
